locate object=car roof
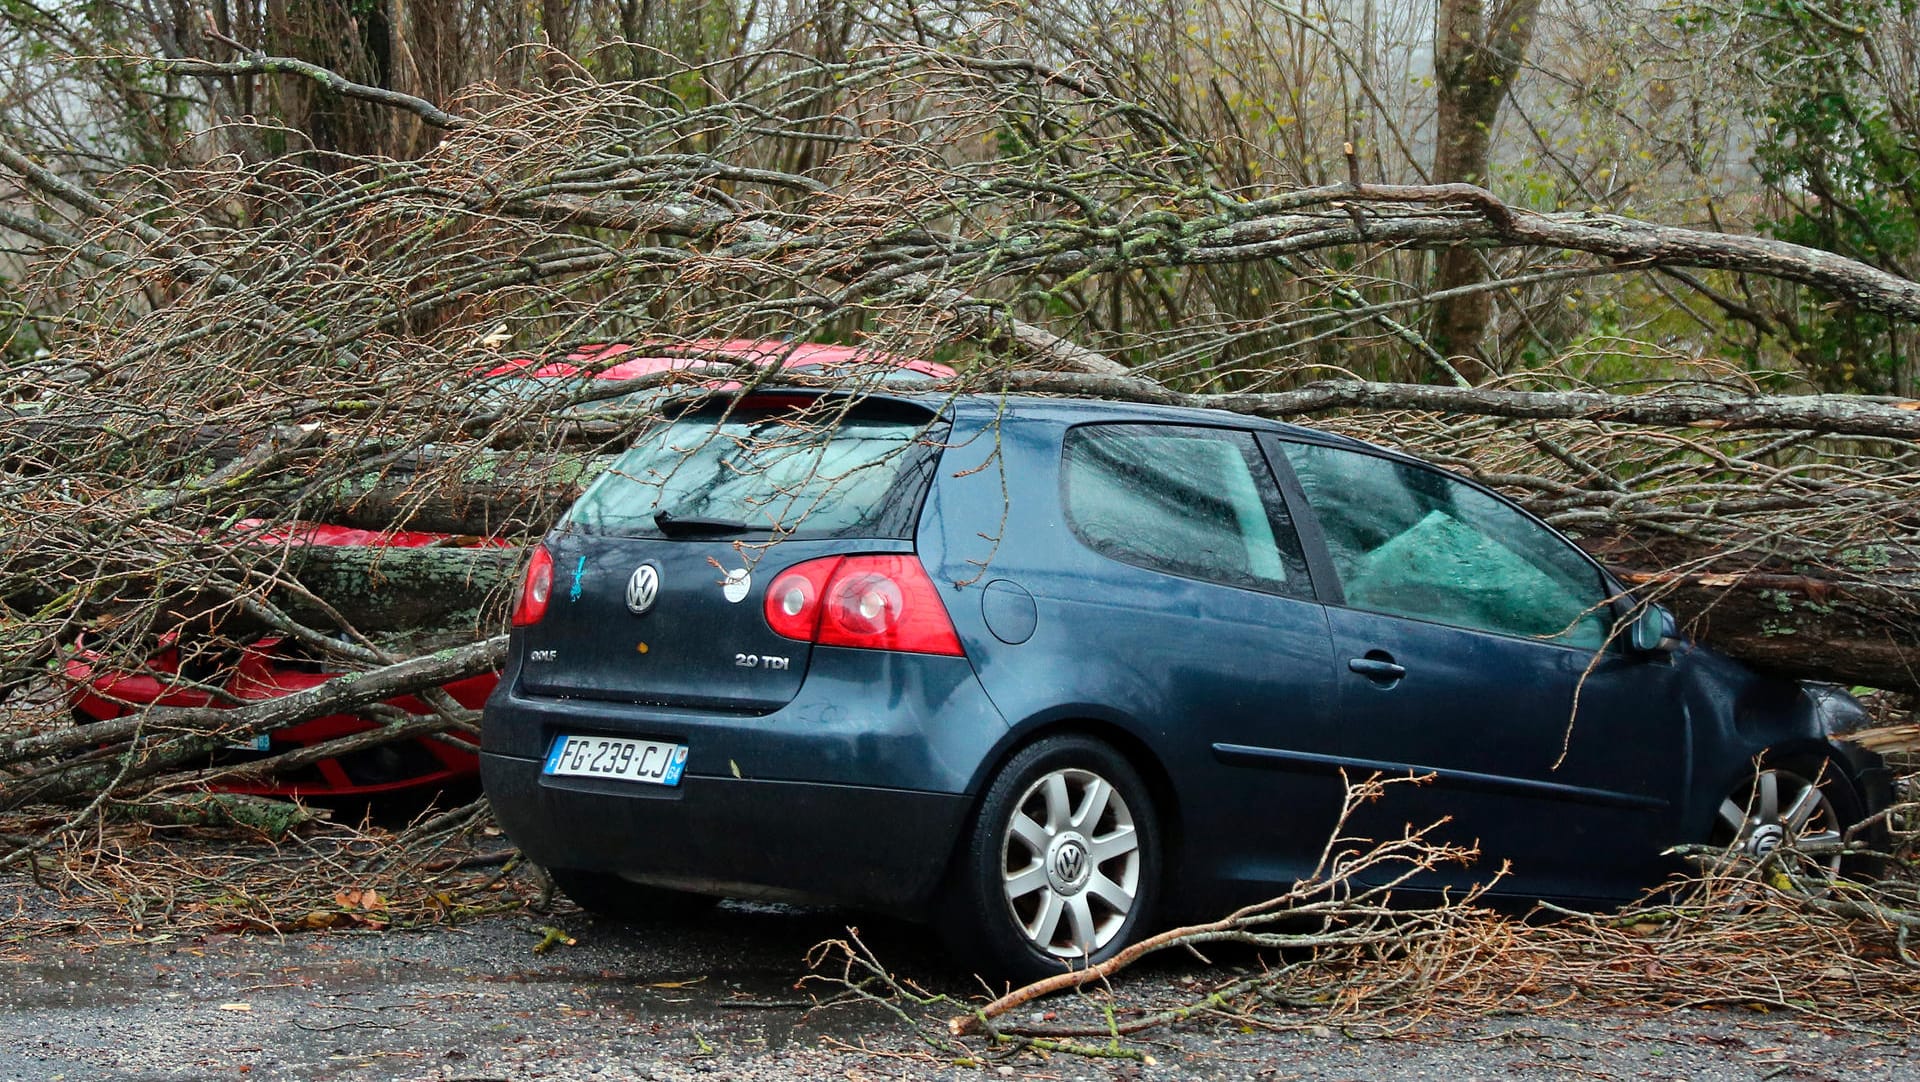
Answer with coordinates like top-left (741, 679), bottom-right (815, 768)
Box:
top-left (941, 392), bottom-right (1378, 451)
top-left (679, 385), bottom-right (1385, 458)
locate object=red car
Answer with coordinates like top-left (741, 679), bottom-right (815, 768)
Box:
top-left (66, 523), bottom-right (511, 800)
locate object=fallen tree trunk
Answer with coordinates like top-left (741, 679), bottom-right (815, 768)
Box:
top-left (0, 543), bottom-right (523, 650)
top-left (272, 544), bottom-right (525, 634)
top-left (983, 373), bottom-right (1920, 442)
top-left (1576, 533), bottom-right (1920, 691)
top-left (1624, 568), bottom-right (1918, 689)
top-left (18, 393), bottom-right (1912, 689)
top-left (312, 452), bottom-right (596, 536)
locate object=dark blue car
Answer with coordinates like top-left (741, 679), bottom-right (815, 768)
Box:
top-left (480, 388), bottom-right (1887, 980)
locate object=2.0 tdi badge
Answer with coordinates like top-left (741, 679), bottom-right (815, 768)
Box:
top-left (626, 563), bottom-right (661, 615)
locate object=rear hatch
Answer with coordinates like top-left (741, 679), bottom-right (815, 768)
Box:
top-left (518, 394), bottom-right (945, 713)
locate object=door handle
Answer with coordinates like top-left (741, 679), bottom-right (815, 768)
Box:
top-left (1348, 656), bottom-right (1407, 681)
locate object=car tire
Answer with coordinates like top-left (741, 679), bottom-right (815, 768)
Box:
top-left (1710, 757), bottom-right (1872, 888)
top-left (939, 735), bottom-right (1160, 984)
top-left (546, 868), bottom-right (718, 922)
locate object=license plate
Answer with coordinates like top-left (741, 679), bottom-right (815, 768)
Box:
top-left (226, 733), bottom-right (271, 752)
top-left (542, 734), bottom-right (689, 786)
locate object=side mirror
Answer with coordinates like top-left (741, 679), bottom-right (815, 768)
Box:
top-left (1629, 604), bottom-right (1681, 654)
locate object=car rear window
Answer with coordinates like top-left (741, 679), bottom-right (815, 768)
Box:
top-left (564, 401), bottom-right (941, 539)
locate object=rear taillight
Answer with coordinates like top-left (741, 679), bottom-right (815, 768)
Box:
top-left (512, 545), bottom-right (554, 627)
top-left (764, 555), bottom-right (963, 656)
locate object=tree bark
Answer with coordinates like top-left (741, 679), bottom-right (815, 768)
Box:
top-left (1165, 182), bottom-right (1920, 323)
top-left (1428, 0), bottom-right (1542, 365)
top-left (1577, 532), bottom-right (1920, 692)
top-left (317, 451), bottom-right (597, 535)
top-left (984, 371), bottom-right (1920, 440)
top-left (271, 544), bottom-right (524, 634)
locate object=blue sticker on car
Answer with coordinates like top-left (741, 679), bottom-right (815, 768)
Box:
top-left (568, 556), bottom-right (587, 603)
top-left (662, 745), bottom-right (689, 786)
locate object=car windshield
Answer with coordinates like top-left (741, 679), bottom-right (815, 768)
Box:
top-left (563, 403), bottom-right (939, 539)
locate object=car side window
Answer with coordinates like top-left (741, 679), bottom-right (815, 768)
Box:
top-left (1278, 441), bottom-right (1611, 649)
top-left (1062, 424), bottom-right (1312, 598)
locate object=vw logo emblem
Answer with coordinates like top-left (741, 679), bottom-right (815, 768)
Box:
top-left (1045, 836), bottom-right (1091, 894)
top-left (626, 564), bottom-right (661, 615)
top-left (1054, 846), bottom-right (1084, 881)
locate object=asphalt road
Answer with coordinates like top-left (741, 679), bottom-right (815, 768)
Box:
top-left (2, 899), bottom-right (1916, 1082)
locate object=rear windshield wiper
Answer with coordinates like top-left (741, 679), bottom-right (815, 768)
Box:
top-left (653, 508), bottom-right (755, 536)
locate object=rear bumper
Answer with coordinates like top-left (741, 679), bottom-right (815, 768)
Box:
top-left (481, 750), bottom-right (969, 913)
top-left (480, 642), bottom-right (1006, 914)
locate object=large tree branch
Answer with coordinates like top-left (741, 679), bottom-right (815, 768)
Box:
top-left (150, 55), bottom-right (473, 132)
top-left (511, 185), bottom-right (1920, 350)
top-left (986, 371), bottom-right (1920, 439)
top-left (0, 135), bottom-right (340, 354)
top-left (1183, 183), bottom-right (1920, 322)
top-left (508, 194), bottom-right (1133, 375)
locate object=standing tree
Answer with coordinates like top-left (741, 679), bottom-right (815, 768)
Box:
top-left (1428, 0), bottom-right (1542, 369)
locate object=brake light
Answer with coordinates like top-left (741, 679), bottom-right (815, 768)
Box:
top-left (512, 545), bottom-right (555, 627)
top-left (764, 555), bottom-right (963, 656)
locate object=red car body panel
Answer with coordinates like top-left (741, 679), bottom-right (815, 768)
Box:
top-left (67, 639), bottom-right (495, 798)
top-left (240, 520), bottom-right (510, 549)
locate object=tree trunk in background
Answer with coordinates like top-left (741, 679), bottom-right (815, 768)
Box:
top-left (540, 0), bottom-right (575, 84)
top-left (1428, 0), bottom-right (1541, 371)
top-left (249, 0), bottom-right (467, 159)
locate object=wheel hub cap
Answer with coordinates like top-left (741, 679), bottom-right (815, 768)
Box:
top-left (1746, 822), bottom-right (1786, 859)
top-left (1045, 834), bottom-right (1092, 895)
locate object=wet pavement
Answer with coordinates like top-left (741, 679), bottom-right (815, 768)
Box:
top-left (3, 899), bottom-right (1918, 1081)
top-left (1, 900), bottom-right (933, 1081)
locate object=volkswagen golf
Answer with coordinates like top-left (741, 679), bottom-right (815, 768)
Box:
top-left (480, 386), bottom-right (1887, 981)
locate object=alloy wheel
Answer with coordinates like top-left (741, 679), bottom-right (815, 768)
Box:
top-left (999, 766), bottom-right (1141, 959)
top-left (1715, 766), bottom-right (1847, 884)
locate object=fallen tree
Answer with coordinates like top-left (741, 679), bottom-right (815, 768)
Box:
top-left (2, 42), bottom-right (1919, 818)
top-left (0, 635), bottom-right (506, 866)
top-left (127, 375), bottom-right (1913, 690)
top-left (0, 635), bottom-right (505, 776)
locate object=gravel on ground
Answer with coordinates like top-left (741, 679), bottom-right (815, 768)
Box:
top-left (3, 898), bottom-right (1915, 1082)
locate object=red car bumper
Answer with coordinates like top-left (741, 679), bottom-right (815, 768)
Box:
top-left (66, 639), bottom-right (497, 799)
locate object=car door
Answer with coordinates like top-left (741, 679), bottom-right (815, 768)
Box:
top-left (949, 420), bottom-right (1350, 912)
top-left (1262, 436), bottom-right (1687, 900)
